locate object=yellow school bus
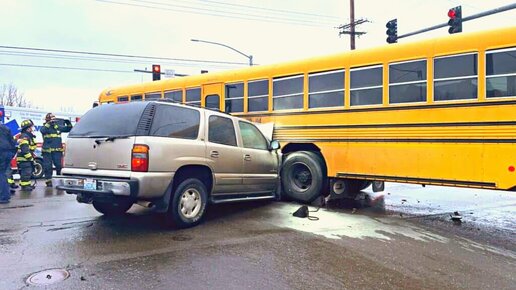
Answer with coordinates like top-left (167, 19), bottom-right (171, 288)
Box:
top-left (99, 26), bottom-right (516, 202)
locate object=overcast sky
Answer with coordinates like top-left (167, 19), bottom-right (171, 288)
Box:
top-left (0, 0), bottom-right (514, 114)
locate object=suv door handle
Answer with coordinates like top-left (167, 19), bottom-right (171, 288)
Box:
top-left (210, 151), bottom-right (219, 158)
top-left (244, 154), bottom-right (251, 161)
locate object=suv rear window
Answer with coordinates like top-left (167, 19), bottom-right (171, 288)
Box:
top-left (69, 102), bottom-right (148, 137)
top-left (150, 105), bottom-right (200, 139)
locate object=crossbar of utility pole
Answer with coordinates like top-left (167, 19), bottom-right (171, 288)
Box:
top-left (398, 3), bottom-right (516, 39)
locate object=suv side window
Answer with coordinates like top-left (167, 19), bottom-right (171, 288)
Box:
top-left (238, 121), bottom-right (268, 150)
top-left (150, 105), bottom-right (200, 139)
top-left (208, 115), bottom-right (237, 146)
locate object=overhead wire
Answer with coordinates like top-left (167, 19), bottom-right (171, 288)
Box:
top-left (125, 0), bottom-right (339, 23)
top-left (0, 51), bottom-right (241, 70)
top-left (96, 0), bottom-right (335, 27)
top-left (0, 45), bottom-right (247, 66)
top-left (185, 0), bottom-right (340, 19)
top-left (0, 63), bottom-right (134, 73)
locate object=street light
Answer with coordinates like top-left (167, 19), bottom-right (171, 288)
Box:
top-left (191, 39), bottom-right (253, 66)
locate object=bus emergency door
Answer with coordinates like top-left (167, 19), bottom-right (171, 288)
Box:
top-left (202, 83), bottom-right (223, 111)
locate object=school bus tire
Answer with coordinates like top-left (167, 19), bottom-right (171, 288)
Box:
top-left (281, 151), bottom-right (327, 203)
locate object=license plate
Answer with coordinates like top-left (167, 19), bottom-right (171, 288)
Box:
top-left (83, 179), bottom-right (97, 190)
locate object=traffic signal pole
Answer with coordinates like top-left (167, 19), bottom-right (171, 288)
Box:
top-left (396, 3), bottom-right (516, 40)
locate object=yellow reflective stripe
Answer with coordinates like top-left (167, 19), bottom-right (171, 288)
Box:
top-left (17, 157), bottom-right (29, 162)
top-left (7, 179), bottom-right (14, 184)
top-left (43, 134), bottom-right (61, 138)
top-left (23, 153), bottom-right (32, 158)
top-left (20, 181), bottom-right (32, 186)
top-left (43, 148), bottom-right (64, 152)
top-left (18, 139), bottom-right (29, 145)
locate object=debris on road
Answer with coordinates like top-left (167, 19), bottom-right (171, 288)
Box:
top-left (292, 205), bottom-right (320, 220)
top-left (450, 211), bottom-right (463, 224)
top-left (293, 205), bottom-right (309, 218)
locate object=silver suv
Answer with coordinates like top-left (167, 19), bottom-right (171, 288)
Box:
top-left (53, 101), bottom-right (281, 227)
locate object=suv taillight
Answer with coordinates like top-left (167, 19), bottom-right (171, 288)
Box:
top-left (131, 144), bottom-right (149, 172)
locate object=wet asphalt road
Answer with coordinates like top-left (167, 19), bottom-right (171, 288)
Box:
top-left (0, 183), bottom-right (514, 289)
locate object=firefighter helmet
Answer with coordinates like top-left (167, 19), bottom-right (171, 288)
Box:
top-left (45, 113), bottom-right (55, 122)
top-left (20, 119), bottom-right (34, 130)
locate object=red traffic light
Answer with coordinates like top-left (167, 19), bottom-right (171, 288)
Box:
top-left (448, 9), bottom-right (456, 19)
top-left (152, 64), bottom-right (161, 81)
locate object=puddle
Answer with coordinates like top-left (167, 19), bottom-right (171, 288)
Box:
top-left (272, 203), bottom-right (448, 242)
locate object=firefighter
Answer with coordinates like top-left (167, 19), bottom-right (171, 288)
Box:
top-left (6, 164), bottom-right (18, 191)
top-left (41, 113), bottom-right (72, 187)
top-left (17, 119), bottom-right (37, 191)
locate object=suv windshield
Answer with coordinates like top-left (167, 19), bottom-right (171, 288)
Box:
top-left (69, 102), bottom-right (148, 138)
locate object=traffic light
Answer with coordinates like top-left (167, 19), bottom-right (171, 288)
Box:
top-left (152, 64), bottom-right (161, 81)
top-left (447, 6), bottom-right (462, 34)
top-left (386, 19), bottom-right (398, 44)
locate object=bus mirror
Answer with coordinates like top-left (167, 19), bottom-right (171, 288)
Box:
top-left (270, 140), bottom-right (280, 150)
top-left (92, 101), bottom-right (99, 108)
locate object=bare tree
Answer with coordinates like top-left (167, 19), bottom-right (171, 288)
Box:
top-left (0, 83), bottom-right (32, 107)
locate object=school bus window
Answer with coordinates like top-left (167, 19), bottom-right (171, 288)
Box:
top-left (118, 96), bottom-right (128, 102)
top-left (186, 88), bottom-right (201, 106)
top-left (486, 47), bottom-right (516, 98)
top-left (206, 94), bottom-right (220, 110)
top-left (145, 92), bottom-right (161, 100)
top-left (273, 75), bottom-right (303, 110)
top-left (350, 65), bottom-right (383, 106)
top-left (225, 82), bottom-right (244, 113)
top-left (131, 95), bottom-right (143, 102)
top-left (389, 60), bottom-right (427, 104)
top-left (434, 53), bottom-right (478, 101)
top-left (248, 79), bottom-right (269, 112)
top-left (308, 69), bottom-right (344, 109)
top-left (164, 90), bottom-right (182, 102)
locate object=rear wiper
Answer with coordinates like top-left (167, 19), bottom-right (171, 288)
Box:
top-left (94, 135), bottom-right (131, 145)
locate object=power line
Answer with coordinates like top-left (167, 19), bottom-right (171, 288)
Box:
top-left (0, 51), bottom-right (241, 69)
top-left (96, 0), bottom-right (335, 27)
top-left (121, 0), bottom-right (337, 25)
top-left (0, 63), bottom-right (134, 73)
top-left (145, 0), bottom-right (340, 20)
top-left (0, 45), bottom-right (248, 66)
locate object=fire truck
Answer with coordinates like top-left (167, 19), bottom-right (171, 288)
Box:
top-left (0, 106), bottom-right (81, 179)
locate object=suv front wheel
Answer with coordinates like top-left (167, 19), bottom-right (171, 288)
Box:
top-left (168, 178), bottom-right (208, 228)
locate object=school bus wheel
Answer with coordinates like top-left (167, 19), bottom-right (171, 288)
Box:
top-left (281, 151), bottom-right (327, 203)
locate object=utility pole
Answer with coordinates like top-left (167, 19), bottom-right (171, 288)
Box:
top-left (350, 0), bottom-right (355, 50)
top-left (337, 0), bottom-right (368, 50)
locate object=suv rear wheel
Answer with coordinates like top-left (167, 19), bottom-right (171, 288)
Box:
top-left (168, 178), bottom-right (208, 228)
top-left (92, 200), bottom-right (133, 216)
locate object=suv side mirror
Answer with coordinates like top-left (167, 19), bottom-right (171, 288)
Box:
top-left (269, 140), bottom-right (280, 150)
